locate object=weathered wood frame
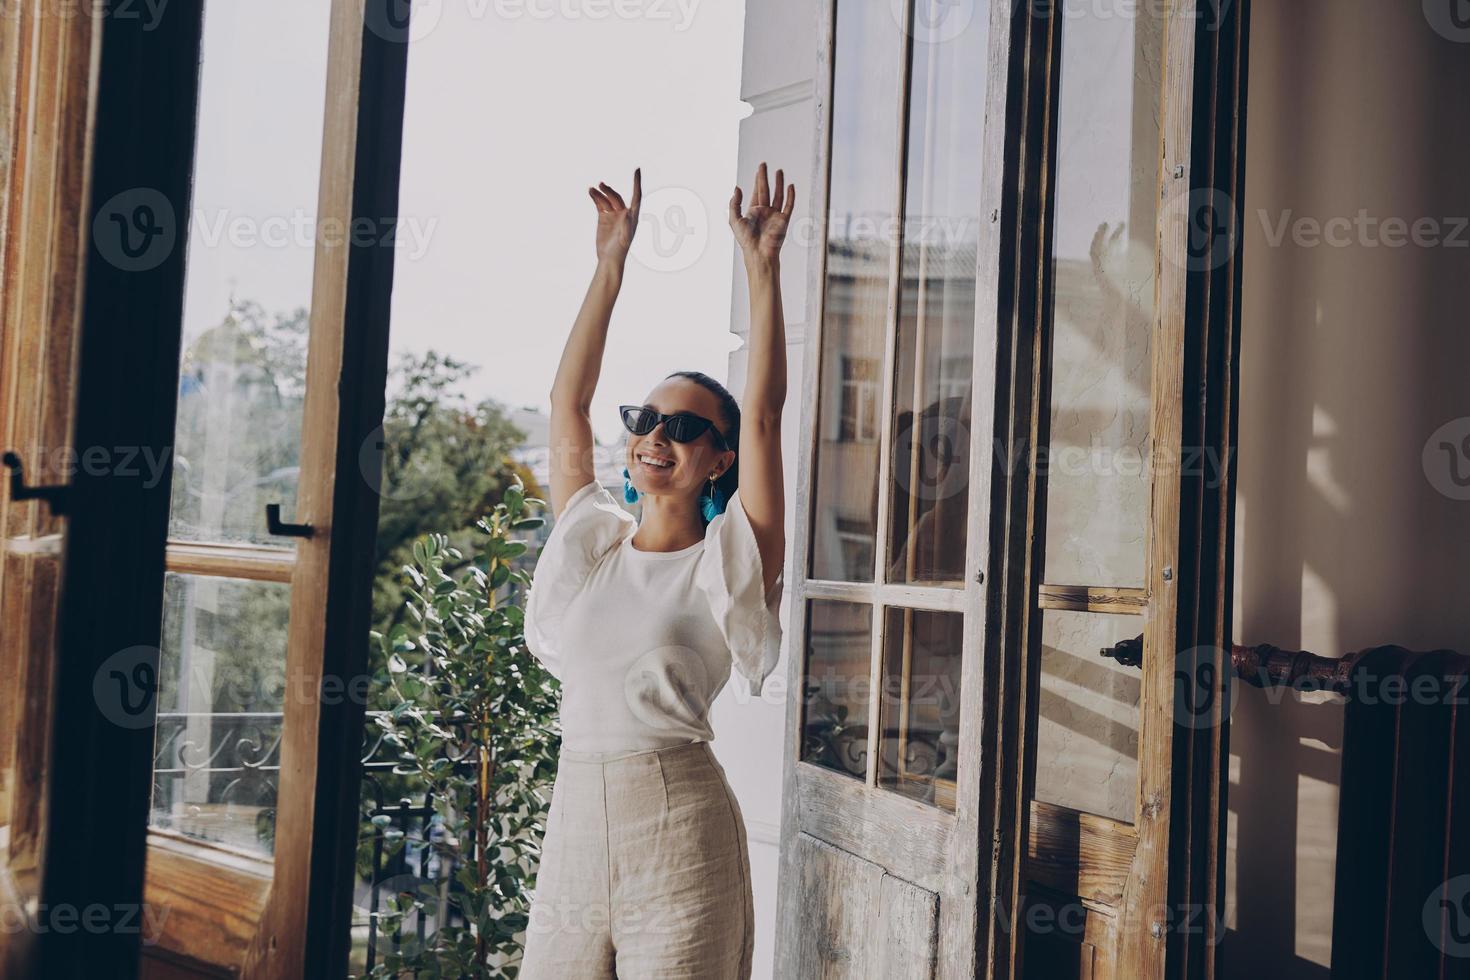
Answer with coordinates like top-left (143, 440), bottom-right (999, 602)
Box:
top-left (0, 1), bottom-right (207, 977)
top-left (991, 1), bottom-right (1252, 978)
top-left (773, 0), bottom-right (1029, 974)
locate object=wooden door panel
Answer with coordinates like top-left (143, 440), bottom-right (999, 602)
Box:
top-left (793, 833), bottom-right (940, 979)
top-left (876, 871), bottom-right (941, 978)
top-left (1007, 0), bottom-right (1252, 976)
top-left (776, 0), bottom-right (1017, 973)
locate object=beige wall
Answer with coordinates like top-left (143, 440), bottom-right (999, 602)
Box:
top-left (1226, 0), bottom-right (1470, 975)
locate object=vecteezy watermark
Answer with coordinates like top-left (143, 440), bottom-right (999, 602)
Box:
top-left (895, 0), bottom-right (978, 44)
top-left (630, 186), bottom-right (708, 273)
top-left (91, 190), bottom-right (439, 272)
top-left (3, 444), bottom-right (172, 489)
top-left (360, 424), bottom-right (441, 502)
top-left (1423, 417), bottom-right (1470, 501)
top-left (0, 901), bottom-right (170, 943)
top-left (93, 188), bottom-right (177, 273)
top-left (1173, 644), bottom-right (1238, 730)
top-left (1424, 0), bottom-right (1470, 43)
top-left (189, 209), bottom-right (439, 261)
top-left (1257, 209), bottom-right (1470, 250)
top-left (362, 0), bottom-right (444, 43)
top-left (625, 646), bottom-right (710, 731)
top-left (362, 0), bottom-right (703, 40)
top-left (93, 646), bottom-right (160, 730)
top-left (1162, 187), bottom-right (1239, 272)
top-left (0, 0), bottom-right (171, 31)
top-left (1425, 875), bottom-right (1470, 957)
top-left (892, 414), bottom-right (970, 502)
top-left (1023, 0), bottom-right (1235, 30)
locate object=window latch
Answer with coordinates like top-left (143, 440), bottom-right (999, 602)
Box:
top-left (265, 503), bottom-right (314, 539)
top-left (3, 451), bottom-right (70, 516)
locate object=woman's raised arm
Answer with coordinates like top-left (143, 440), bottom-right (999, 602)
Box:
top-left (548, 168), bottom-right (642, 519)
top-left (728, 162), bottom-right (796, 595)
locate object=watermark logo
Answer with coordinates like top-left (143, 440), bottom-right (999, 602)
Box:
top-left (1174, 644), bottom-right (1237, 730)
top-left (1162, 187), bottom-right (1238, 272)
top-left (1424, 0), bottom-right (1470, 43)
top-left (630, 186), bottom-right (708, 273)
top-left (625, 646), bottom-right (709, 731)
top-left (897, 0), bottom-right (977, 44)
top-left (93, 188), bottom-right (176, 272)
top-left (1423, 417), bottom-right (1470, 501)
top-left (94, 646), bottom-right (160, 730)
top-left (363, 0), bottom-right (444, 43)
top-left (892, 413), bottom-right (969, 502)
top-left (360, 424), bottom-right (440, 502)
top-left (1425, 875), bottom-right (1470, 957)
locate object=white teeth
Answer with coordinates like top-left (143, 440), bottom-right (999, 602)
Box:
top-left (638, 454), bottom-right (673, 468)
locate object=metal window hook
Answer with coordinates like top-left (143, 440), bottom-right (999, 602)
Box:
top-left (3, 451), bottom-right (70, 516)
top-left (265, 503), bottom-right (313, 539)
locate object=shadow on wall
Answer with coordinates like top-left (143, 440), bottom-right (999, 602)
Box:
top-left (1227, 0), bottom-right (1470, 977)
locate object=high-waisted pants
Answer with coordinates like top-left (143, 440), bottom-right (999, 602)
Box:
top-left (519, 739), bottom-right (754, 979)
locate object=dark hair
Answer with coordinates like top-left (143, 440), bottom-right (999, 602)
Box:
top-left (665, 370), bottom-right (740, 512)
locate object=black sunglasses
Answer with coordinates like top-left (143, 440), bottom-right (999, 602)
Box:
top-left (619, 405), bottom-right (728, 450)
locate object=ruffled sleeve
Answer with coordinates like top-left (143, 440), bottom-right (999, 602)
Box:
top-left (523, 480), bottom-right (636, 679)
top-left (695, 489), bottom-right (785, 697)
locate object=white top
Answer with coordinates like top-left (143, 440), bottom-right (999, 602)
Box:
top-left (523, 479), bottom-right (784, 753)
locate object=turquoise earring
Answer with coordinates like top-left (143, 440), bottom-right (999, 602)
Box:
top-left (699, 473), bottom-right (727, 522)
top-left (622, 467), bottom-right (639, 504)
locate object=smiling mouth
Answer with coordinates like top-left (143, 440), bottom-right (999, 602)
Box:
top-left (636, 453), bottom-right (675, 470)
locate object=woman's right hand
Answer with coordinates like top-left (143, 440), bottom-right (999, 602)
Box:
top-left (588, 168), bottom-right (642, 266)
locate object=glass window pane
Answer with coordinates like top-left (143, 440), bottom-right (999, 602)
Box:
top-left (809, 1), bottom-right (905, 582)
top-left (1033, 610), bottom-right (1141, 823)
top-left (879, 606), bottom-right (963, 810)
top-left (167, 0), bottom-right (331, 547)
top-left (886, 0), bottom-right (989, 588)
top-left (1040, 0), bottom-right (1163, 587)
top-left (151, 573), bottom-right (290, 859)
top-left (800, 599), bottom-right (874, 781)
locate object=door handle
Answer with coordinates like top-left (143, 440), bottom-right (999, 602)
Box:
top-left (265, 503), bottom-right (313, 539)
top-left (3, 451), bottom-right (70, 516)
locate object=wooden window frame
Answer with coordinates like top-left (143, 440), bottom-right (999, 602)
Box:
top-left (132, 1), bottom-right (412, 976)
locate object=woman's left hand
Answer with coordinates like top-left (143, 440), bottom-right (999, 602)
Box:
top-left (729, 161), bottom-right (796, 266)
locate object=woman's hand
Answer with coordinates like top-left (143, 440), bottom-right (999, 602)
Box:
top-left (589, 168), bottom-right (642, 266)
top-left (729, 161), bottom-right (796, 269)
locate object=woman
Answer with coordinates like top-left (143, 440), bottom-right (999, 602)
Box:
top-left (519, 162), bottom-right (795, 979)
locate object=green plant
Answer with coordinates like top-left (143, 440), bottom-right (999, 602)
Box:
top-left (362, 480), bottom-right (559, 978)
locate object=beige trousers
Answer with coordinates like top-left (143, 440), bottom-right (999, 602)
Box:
top-left (520, 740), bottom-right (755, 979)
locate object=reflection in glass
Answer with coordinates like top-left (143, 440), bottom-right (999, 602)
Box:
top-left (879, 607), bottom-right (963, 810)
top-left (1033, 610), bottom-right (1141, 822)
top-left (1041, 0), bottom-right (1163, 587)
top-left (168, 0), bottom-right (330, 547)
top-left (887, 1), bottom-right (989, 586)
top-left (809, 0), bottom-right (905, 582)
top-left (169, 302), bottom-right (308, 546)
top-left (151, 573), bottom-right (290, 858)
top-left (801, 600), bottom-right (874, 780)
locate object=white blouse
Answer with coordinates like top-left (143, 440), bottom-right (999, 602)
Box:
top-left (523, 479), bottom-right (784, 753)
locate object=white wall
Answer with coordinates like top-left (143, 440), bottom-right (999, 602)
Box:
top-left (1224, 0), bottom-right (1470, 975)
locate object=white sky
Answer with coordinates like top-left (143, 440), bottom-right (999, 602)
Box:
top-left (182, 0), bottom-right (750, 445)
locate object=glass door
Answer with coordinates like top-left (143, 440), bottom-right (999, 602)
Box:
top-left (774, 0), bottom-right (1008, 974)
